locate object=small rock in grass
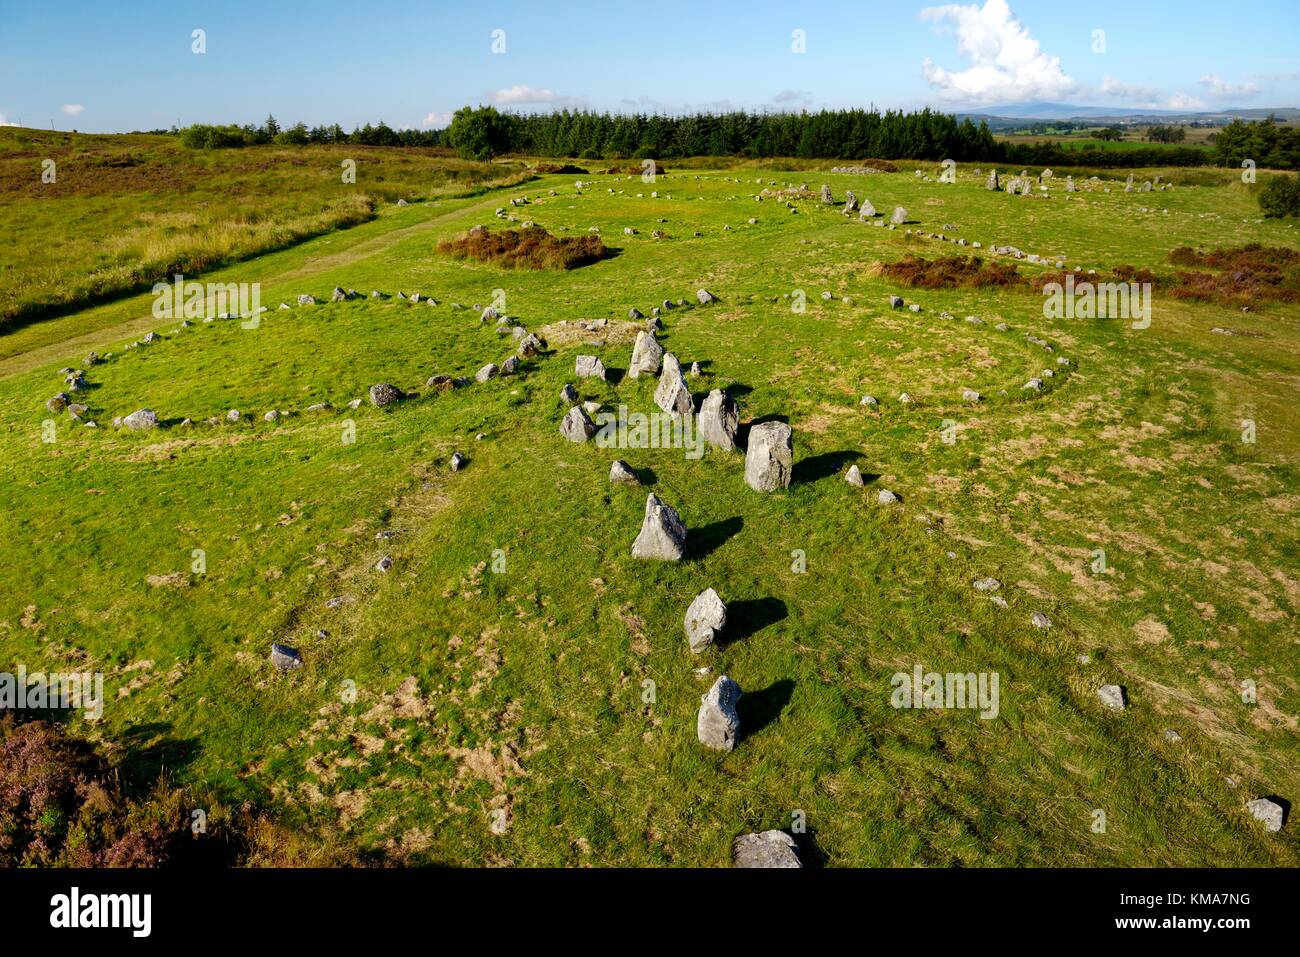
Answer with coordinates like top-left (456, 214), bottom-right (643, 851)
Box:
top-left (877, 489), bottom-right (899, 504)
top-left (845, 464), bottom-right (864, 486)
top-left (369, 383), bottom-right (403, 407)
top-left (450, 452), bottom-right (466, 471)
top-left (123, 408), bottom-right (158, 431)
top-left (973, 577), bottom-right (1001, 592)
top-left (1030, 611), bottom-right (1052, 629)
top-left (1245, 797), bottom-right (1285, 832)
top-left (1098, 684), bottom-right (1127, 711)
top-left (270, 644), bottom-right (302, 671)
top-left (375, 556), bottom-right (393, 572)
top-left (609, 460), bottom-right (639, 485)
top-left (733, 831), bottom-right (801, 868)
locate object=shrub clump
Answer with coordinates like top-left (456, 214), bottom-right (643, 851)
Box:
top-left (1166, 244), bottom-right (1300, 305)
top-left (1259, 174), bottom-right (1300, 218)
top-left (532, 163), bottom-right (588, 175)
top-left (437, 225), bottom-right (610, 270)
top-left (882, 255), bottom-right (1023, 289)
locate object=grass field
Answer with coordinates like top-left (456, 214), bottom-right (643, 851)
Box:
top-left (2, 144), bottom-right (1297, 866)
top-left (0, 129), bottom-right (530, 332)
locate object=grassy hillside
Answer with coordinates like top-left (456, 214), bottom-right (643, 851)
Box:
top-left (0, 129), bottom-right (530, 330)
top-left (1, 154), bottom-right (1297, 866)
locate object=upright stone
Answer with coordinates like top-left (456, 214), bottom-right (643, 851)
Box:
top-left (684, 588), bottom-right (727, 652)
top-left (986, 169), bottom-right (999, 191)
top-left (819, 184), bottom-right (834, 204)
top-left (575, 355), bottom-right (606, 380)
top-left (858, 199), bottom-right (876, 220)
top-left (631, 493), bottom-right (687, 561)
top-left (653, 353), bottom-right (693, 416)
top-left (744, 421), bottom-right (793, 492)
top-left (697, 675), bottom-right (742, 751)
top-left (698, 389), bottom-right (738, 451)
top-left (890, 206), bottom-right (908, 225)
top-left (628, 331), bottom-right (664, 378)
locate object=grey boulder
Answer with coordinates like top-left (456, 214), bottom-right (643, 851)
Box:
top-left (733, 830), bottom-right (801, 868)
top-left (685, 588), bottom-right (727, 652)
top-left (743, 421), bottom-right (793, 491)
top-left (631, 492), bottom-right (686, 561)
top-left (699, 389), bottom-right (738, 451)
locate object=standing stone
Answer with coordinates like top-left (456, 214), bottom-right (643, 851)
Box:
top-left (697, 675), bottom-right (742, 751)
top-left (475, 363), bottom-right (500, 382)
top-left (653, 353), bottom-right (694, 416)
top-left (368, 383), bottom-right (403, 407)
top-left (696, 288), bottom-right (716, 304)
top-left (987, 169), bottom-right (999, 190)
top-left (609, 460), bottom-right (639, 485)
top-left (628, 331), bottom-right (664, 378)
top-left (744, 421), bottom-right (793, 492)
top-left (697, 389), bottom-right (739, 451)
top-left (845, 464), bottom-right (864, 486)
top-left (858, 200), bottom-right (876, 220)
top-left (684, 588), bottom-right (727, 652)
top-left (1245, 797), bottom-right (1285, 832)
top-left (575, 355), bottom-right (606, 380)
top-left (560, 383), bottom-right (579, 404)
top-left (819, 184), bottom-right (834, 204)
top-left (842, 190), bottom-right (858, 214)
top-left (1066, 176), bottom-right (1075, 192)
top-left (331, 287), bottom-right (347, 302)
top-left (733, 831), bottom-right (802, 868)
top-left (560, 405), bottom-right (596, 443)
top-left (631, 493), bottom-right (687, 561)
top-left (890, 206), bottom-right (908, 225)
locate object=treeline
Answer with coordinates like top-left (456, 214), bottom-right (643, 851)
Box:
top-left (1211, 118), bottom-right (1300, 172)
top-left (174, 109), bottom-right (1300, 171)
top-left (498, 108), bottom-right (999, 160)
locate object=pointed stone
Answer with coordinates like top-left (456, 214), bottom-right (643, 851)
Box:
top-left (845, 464), bottom-right (864, 486)
top-left (631, 492), bottom-right (686, 561)
top-left (653, 353), bottom-right (694, 416)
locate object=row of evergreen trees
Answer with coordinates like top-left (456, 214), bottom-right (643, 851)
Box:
top-left (175, 109), bottom-right (1297, 171)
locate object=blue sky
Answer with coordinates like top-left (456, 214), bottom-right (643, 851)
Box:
top-left (1, 0), bottom-right (1297, 132)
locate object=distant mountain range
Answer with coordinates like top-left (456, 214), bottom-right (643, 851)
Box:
top-left (957, 102), bottom-right (1300, 127)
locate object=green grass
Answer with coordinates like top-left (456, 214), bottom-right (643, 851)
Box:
top-left (1, 156), bottom-right (1297, 866)
top-left (0, 129), bottom-right (531, 329)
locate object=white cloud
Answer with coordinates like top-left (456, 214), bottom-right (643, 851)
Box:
top-left (491, 85), bottom-right (558, 105)
top-left (1099, 75), bottom-right (1157, 102)
top-left (421, 110), bottom-right (453, 129)
top-left (60, 103), bottom-right (85, 116)
top-left (1165, 91), bottom-right (1207, 111)
top-left (1200, 74), bottom-right (1260, 98)
top-left (1098, 75), bottom-right (1206, 111)
top-left (919, 0), bottom-right (1074, 105)
top-left (772, 89), bottom-right (812, 104)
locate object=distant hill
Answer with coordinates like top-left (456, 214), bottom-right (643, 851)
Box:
top-left (959, 103), bottom-right (1300, 128)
